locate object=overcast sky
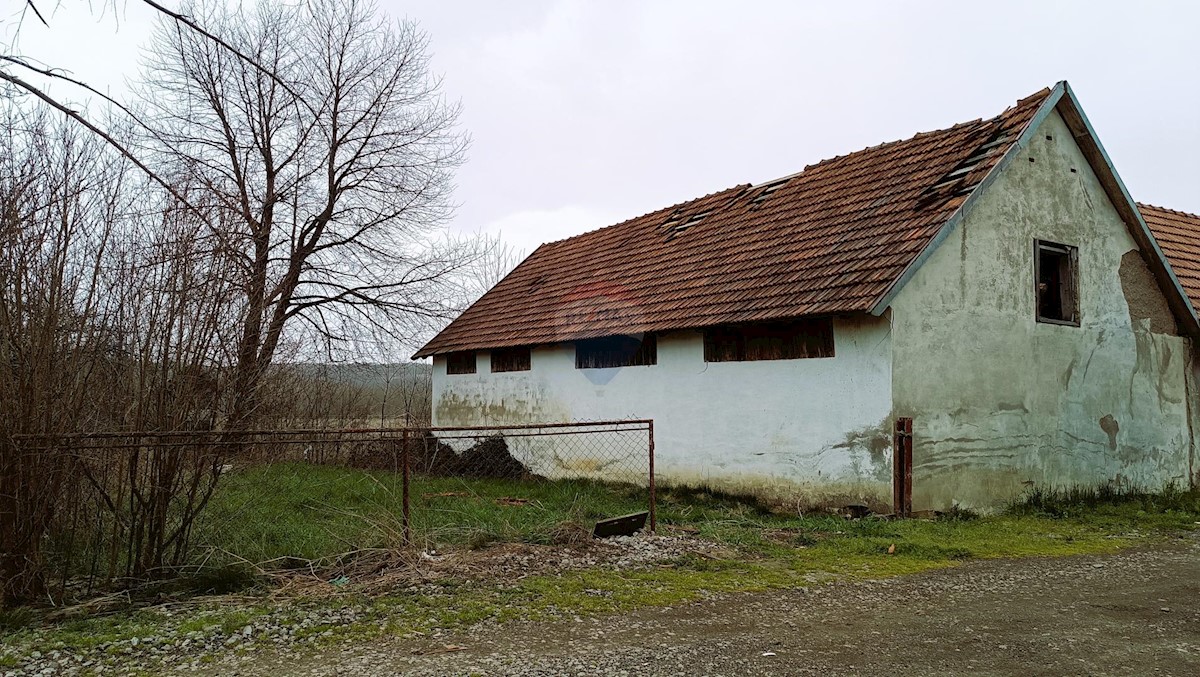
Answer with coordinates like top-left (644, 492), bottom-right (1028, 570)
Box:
top-left (9, 0), bottom-right (1200, 256)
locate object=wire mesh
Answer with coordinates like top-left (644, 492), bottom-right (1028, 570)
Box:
top-left (13, 421), bottom-right (654, 595)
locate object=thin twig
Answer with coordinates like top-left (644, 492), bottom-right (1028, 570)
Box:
top-left (0, 70), bottom-right (194, 208)
top-left (138, 0), bottom-right (315, 114)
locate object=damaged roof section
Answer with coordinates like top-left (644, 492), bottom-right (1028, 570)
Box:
top-left (416, 88), bottom-right (1055, 358)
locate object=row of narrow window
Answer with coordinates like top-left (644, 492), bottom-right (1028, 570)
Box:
top-left (444, 318), bottom-right (835, 375)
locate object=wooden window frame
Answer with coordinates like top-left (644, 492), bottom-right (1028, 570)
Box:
top-left (575, 334), bottom-right (657, 369)
top-left (1034, 240), bottom-right (1080, 327)
top-left (445, 351), bottom-right (476, 375)
top-left (490, 346), bottom-right (531, 373)
top-left (703, 318), bottom-right (835, 363)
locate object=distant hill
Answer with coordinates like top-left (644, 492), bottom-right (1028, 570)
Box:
top-left (277, 362), bottom-right (433, 424)
top-left (287, 362), bottom-right (432, 390)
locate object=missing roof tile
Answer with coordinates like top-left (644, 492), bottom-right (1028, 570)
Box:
top-left (917, 130), bottom-right (1012, 206)
top-left (750, 178), bottom-right (790, 207)
top-left (665, 210), bottom-right (710, 235)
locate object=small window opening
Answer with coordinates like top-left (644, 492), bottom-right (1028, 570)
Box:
top-left (703, 318), bottom-right (834, 362)
top-left (490, 347), bottom-right (531, 373)
top-left (576, 334), bottom-right (657, 369)
top-left (445, 351), bottom-right (477, 375)
top-left (1035, 240), bottom-right (1079, 326)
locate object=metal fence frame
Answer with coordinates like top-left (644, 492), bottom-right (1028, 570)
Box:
top-left (15, 418), bottom-right (657, 547)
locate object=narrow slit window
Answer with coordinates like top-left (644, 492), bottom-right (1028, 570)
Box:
top-left (576, 334), bottom-right (657, 369)
top-left (445, 351), bottom-right (476, 375)
top-left (704, 318), bottom-right (834, 362)
top-left (1035, 240), bottom-right (1080, 326)
top-left (490, 347), bottom-right (531, 373)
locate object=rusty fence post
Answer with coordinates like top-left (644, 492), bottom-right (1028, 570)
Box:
top-left (893, 417), bottom-right (913, 518)
top-left (402, 427), bottom-right (411, 544)
top-left (647, 420), bottom-right (656, 532)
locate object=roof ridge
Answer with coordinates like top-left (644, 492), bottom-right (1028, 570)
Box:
top-left (546, 89), bottom-right (1055, 250)
top-left (792, 88), bottom-right (1051, 176)
top-left (1139, 202), bottom-right (1200, 219)
top-left (537, 184), bottom-right (751, 249)
top-left (798, 117), bottom-right (987, 173)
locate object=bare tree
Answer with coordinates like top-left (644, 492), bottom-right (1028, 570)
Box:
top-left (136, 0), bottom-right (474, 428)
top-left (0, 107), bottom-right (241, 603)
top-left (0, 108), bottom-right (122, 604)
top-left (1, 0), bottom-right (476, 605)
top-left (3, 2), bottom-right (307, 204)
top-left (462, 233), bottom-right (525, 305)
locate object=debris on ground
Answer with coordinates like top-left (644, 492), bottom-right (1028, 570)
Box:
top-left (593, 511), bottom-right (649, 538)
top-left (0, 532), bottom-right (730, 676)
top-left (410, 435), bottom-right (540, 480)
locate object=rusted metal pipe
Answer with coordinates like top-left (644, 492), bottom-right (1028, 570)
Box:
top-left (893, 417), bottom-right (913, 518)
top-left (12, 419), bottom-right (655, 441)
top-left (648, 420), bottom-right (656, 532)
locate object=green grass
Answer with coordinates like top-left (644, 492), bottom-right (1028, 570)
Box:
top-left (192, 463), bottom-right (656, 564)
top-left (193, 464), bottom-right (1200, 570)
top-left (6, 467), bottom-right (1200, 665)
top-left (1007, 482), bottom-right (1200, 529)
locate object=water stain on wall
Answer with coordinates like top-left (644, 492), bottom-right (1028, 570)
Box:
top-left (1099, 414), bottom-right (1120, 450)
top-left (832, 419), bottom-right (892, 482)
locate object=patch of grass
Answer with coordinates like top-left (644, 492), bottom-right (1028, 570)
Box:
top-left (33, 612), bottom-right (165, 652)
top-left (8, 467), bottom-right (1200, 664)
top-left (1008, 482), bottom-right (1200, 526)
top-left (0, 608), bottom-right (36, 633)
top-left (192, 464), bottom-right (657, 565)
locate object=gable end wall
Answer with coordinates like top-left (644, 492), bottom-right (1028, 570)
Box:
top-left (889, 110), bottom-right (1195, 510)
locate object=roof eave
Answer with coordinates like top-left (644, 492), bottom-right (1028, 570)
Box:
top-left (411, 243), bottom-right (549, 359)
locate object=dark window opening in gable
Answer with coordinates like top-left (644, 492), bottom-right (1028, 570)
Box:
top-left (491, 347), bottom-right (531, 373)
top-left (1035, 240), bottom-right (1080, 326)
top-left (445, 351), bottom-right (476, 375)
top-left (575, 334), bottom-right (657, 369)
top-left (703, 318), bottom-right (835, 362)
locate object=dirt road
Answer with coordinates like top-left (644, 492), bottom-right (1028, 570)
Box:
top-left (216, 533), bottom-right (1200, 676)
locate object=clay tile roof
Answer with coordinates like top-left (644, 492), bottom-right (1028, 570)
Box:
top-left (1140, 203), bottom-right (1200, 310)
top-left (415, 87), bottom-right (1053, 357)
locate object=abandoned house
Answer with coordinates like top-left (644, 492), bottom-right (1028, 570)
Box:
top-left (415, 81), bottom-right (1200, 511)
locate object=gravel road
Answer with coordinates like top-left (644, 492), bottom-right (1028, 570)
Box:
top-left (211, 532), bottom-right (1200, 676)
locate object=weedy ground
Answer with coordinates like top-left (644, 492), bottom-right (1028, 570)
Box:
top-left (3, 465), bottom-right (1200, 670)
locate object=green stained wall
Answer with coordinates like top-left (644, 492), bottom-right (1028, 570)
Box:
top-left (890, 110), bottom-right (1195, 510)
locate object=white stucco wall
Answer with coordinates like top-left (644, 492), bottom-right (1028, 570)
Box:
top-left (889, 110), bottom-right (1195, 510)
top-left (433, 315), bottom-right (894, 506)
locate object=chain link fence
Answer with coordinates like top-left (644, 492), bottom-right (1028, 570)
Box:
top-left (15, 421), bottom-right (655, 598)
